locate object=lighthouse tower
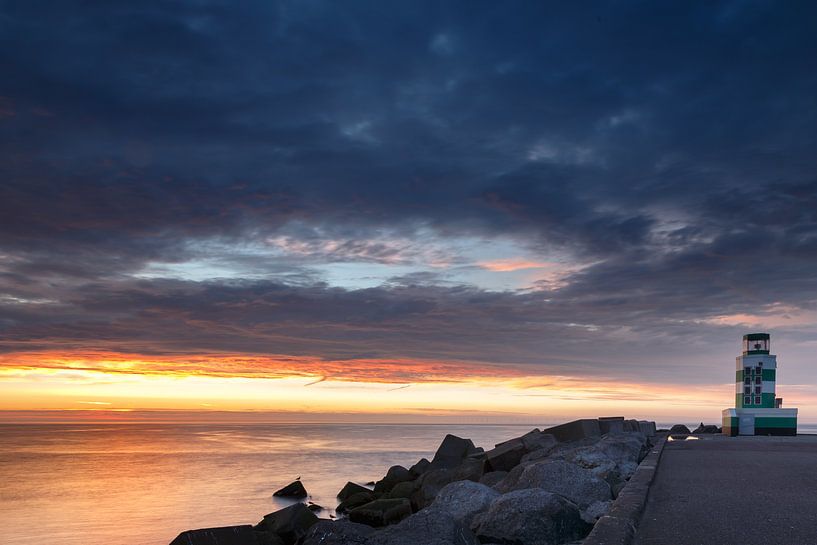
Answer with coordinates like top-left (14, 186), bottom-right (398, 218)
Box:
top-left (722, 333), bottom-right (798, 436)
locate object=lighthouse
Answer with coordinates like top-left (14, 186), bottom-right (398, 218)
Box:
top-left (722, 333), bottom-right (798, 436)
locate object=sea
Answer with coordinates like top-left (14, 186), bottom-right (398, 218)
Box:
top-left (1, 421), bottom-right (815, 545)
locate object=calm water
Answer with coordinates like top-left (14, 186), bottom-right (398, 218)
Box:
top-left (3, 422), bottom-right (815, 545)
top-left (0, 423), bottom-right (538, 545)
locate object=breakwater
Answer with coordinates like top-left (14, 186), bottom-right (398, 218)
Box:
top-left (170, 417), bottom-right (658, 545)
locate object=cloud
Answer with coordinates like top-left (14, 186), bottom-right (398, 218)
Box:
top-left (1, 0), bottom-right (817, 396)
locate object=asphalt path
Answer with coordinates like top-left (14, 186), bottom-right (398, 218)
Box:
top-left (635, 435), bottom-right (817, 545)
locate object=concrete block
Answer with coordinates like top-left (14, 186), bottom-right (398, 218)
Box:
top-left (637, 421), bottom-right (656, 436)
top-left (542, 419), bottom-right (601, 442)
top-left (599, 416), bottom-right (625, 434)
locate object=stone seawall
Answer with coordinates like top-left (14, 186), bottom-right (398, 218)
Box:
top-left (169, 417), bottom-right (659, 545)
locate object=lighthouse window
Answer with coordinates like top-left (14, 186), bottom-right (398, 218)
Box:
top-left (754, 396), bottom-right (762, 404)
top-left (744, 386), bottom-right (751, 395)
top-left (744, 396), bottom-right (752, 405)
top-left (755, 386), bottom-right (762, 394)
top-left (755, 376), bottom-right (762, 384)
top-left (745, 367), bottom-right (752, 375)
top-left (744, 377), bottom-right (751, 385)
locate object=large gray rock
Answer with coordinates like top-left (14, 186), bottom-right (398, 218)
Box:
top-left (348, 498), bottom-right (412, 527)
top-left (412, 468), bottom-right (456, 509)
top-left (669, 424), bottom-right (691, 434)
top-left (369, 507), bottom-right (479, 545)
top-left (431, 434), bottom-right (478, 469)
top-left (386, 480), bottom-right (419, 502)
top-left (272, 480), bottom-right (307, 498)
top-left (169, 525), bottom-right (259, 545)
top-left (581, 499), bottom-right (613, 524)
top-left (257, 503), bottom-right (318, 544)
top-left (471, 489), bottom-right (590, 545)
top-left (452, 456), bottom-right (485, 482)
top-left (430, 480), bottom-right (499, 526)
top-left (338, 481), bottom-right (371, 501)
top-left (301, 520), bottom-right (374, 545)
top-left (478, 471), bottom-right (507, 488)
top-left (497, 459), bottom-right (611, 508)
top-left (484, 440), bottom-right (526, 472)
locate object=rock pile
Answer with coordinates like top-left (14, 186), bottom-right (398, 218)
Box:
top-left (169, 417), bottom-right (656, 545)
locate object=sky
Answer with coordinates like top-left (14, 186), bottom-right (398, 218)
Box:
top-left (1, 1), bottom-right (817, 424)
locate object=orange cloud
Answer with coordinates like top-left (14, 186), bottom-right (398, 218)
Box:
top-left (478, 259), bottom-right (554, 272)
top-left (0, 350), bottom-right (528, 385)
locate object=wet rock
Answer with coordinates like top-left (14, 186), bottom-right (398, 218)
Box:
top-left (431, 434), bottom-right (478, 470)
top-left (272, 480), bottom-right (307, 498)
top-left (369, 507), bottom-right (479, 545)
top-left (430, 480), bottom-right (499, 526)
top-left (669, 424), bottom-right (691, 434)
top-left (348, 498), bottom-right (412, 527)
top-left (306, 502), bottom-right (323, 512)
top-left (256, 503), bottom-right (318, 545)
top-left (301, 520), bottom-right (374, 545)
top-left (385, 480), bottom-right (418, 501)
top-left (478, 471), bottom-right (507, 488)
top-left (169, 525), bottom-right (259, 545)
top-left (498, 459), bottom-right (611, 509)
top-left (337, 491), bottom-right (377, 513)
top-left (409, 458), bottom-right (431, 477)
top-left (471, 489), bottom-right (590, 545)
top-left (338, 481), bottom-right (371, 501)
top-left (373, 465), bottom-right (413, 495)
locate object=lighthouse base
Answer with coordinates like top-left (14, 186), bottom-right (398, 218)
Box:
top-left (722, 408), bottom-right (797, 436)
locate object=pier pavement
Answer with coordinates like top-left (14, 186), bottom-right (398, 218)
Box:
top-left (634, 434), bottom-right (817, 545)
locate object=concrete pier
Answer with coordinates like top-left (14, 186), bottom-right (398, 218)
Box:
top-left (634, 435), bottom-right (817, 545)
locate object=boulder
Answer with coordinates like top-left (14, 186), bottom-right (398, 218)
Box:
top-left (338, 481), bottom-right (371, 501)
top-left (385, 480), bottom-right (418, 501)
top-left (301, 520), bottom-right (374, 545)
top-left (348, 498), bottom-right (412, 527)
top-left (431, 434), bottom-right (478, 469)
top-left (430, 480), bottom-right (499, 526)
top-left (478, 471), bottom-right (507, 488)
top-left (256, 503), bottom-right (318, 544)
top-left (272, 480), bottom-right (307, 498)
top-left (692, 424), bottom-right (720, 434)
top-left (373, 465), bottom-right (413, 495)
top-left (669, 424), bottom-right (691, 434)
top-left (498, 459), bottom-right (611, 508)
top-left (254, 531), bottom-right (285, 545)
top-left (452, 456), bottom-right (485, 482)
top-left (169, 525), bottom-right (260, 545)
top-left (337, 491), bottom-right (377, 513)
top-left (484, 440), bottom-right (526, 472)
top-left (581, 499), bottom-right (613, 524)
top-left (368, 507), bottom-right (479, 545)
top-left (542, 419), bottom-right (601, 442)
top-left (471, 489), bottom-right (590, 545)
top-left (306, 503), bottom-right (323, 512)
top-left (519, 430), bottom-right (558, 452)
top-left (412, 468), bottom-right (456, 509)
top-left (409, 458), bottom-right (431, 477)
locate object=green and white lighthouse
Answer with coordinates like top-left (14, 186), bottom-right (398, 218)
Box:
top-left (722, 333), bottom-right (797, 436)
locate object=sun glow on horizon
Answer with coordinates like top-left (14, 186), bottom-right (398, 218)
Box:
top-left (4, 349), bottom-right (815, 423)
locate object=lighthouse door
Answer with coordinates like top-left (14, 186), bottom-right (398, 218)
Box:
top-left (739, 414), bottom-right (755, 435)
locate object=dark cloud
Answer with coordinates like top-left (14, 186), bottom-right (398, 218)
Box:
top-left (1, 1), bottom-right (817, 385)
